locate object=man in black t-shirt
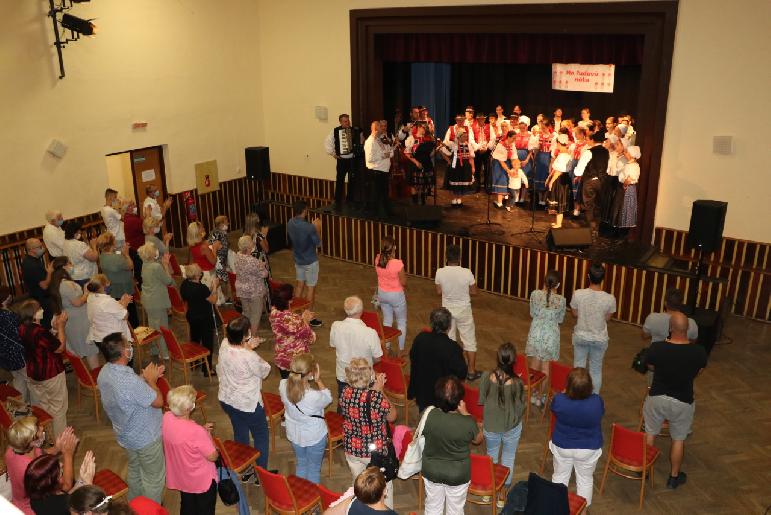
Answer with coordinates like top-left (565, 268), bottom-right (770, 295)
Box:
top-left (643, 312), bottom-right (707, 490)
top-left (21, 238), bottom-right (53, 329)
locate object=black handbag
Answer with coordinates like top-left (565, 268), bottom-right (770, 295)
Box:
top-left (364, 390), bottom-right (400, 482)
top-left (216, 459), bottom-right (240, 506)
top-left (631, 347), bottom-right (649, 374)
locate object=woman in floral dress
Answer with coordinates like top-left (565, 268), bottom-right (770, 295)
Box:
top-left (525, 270), bottom-right (566, 407)
top-left (269, 282), bottom-right (316, 378)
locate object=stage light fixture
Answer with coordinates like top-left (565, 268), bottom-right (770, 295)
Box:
top-left (60, 13), bottom-right (97, 36)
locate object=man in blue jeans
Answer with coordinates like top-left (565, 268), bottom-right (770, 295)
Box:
top-left (569, 263), bottom-right (616, 393)
top-left (286, 200), bottom-right (323, 327)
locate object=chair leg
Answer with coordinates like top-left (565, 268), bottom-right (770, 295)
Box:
top-left (418, 474), bottom-right (424, 509)
top-left (182, 362), bottom-right (189, 385)
top-left (540, 441), bottom-right (549, 474)
top-left (327, 440), bottom-right (333, 478)
top-left (541, 392), bottom-right (552, 421)
top-left (599, 457), bottom-right (611, 494)
top-left (76, 383), bottom-right (81, 409)
top-left (639, 468), bottom-right (647, 509)
top-left (198, 404), bottom-right (207, 423)
top-left (270, 418), bottom-right (277, 451)
top-left (524, 390), bottom-right (531, 424)
top-left (203, 358), bottom-right (212, 384)
top-left (93, 393), bottom-right (100, 424)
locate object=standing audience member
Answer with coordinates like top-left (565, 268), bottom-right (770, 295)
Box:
top-left (123, 201), bottom-right (144, 285)
top-left (233, 235), bottom-right (269, 332)
top-left (643, 313), bottom-right (707, 490)
top-left (421, 376), bottom-right (483, 515)
top-left (21, 238), bottom-right (54, 328)
top-left (85, 275), bottom-right (132, 352)
top-left (549, 367), bottom-right (604, 507)
top-left (142, 217), bottom-right (172, 258)
top-left (216, 316), bottom-right (271, 482)
top-left (100, 189), bottom-right (125, 250)
top-left (525, 270), bottom-right (566, 407)
top-left (179, 264), bottom-right (218, 376)
top-left (374, 236), bottom-right (408, 356)
top-left (0, 286), bottom-right (29, 402)
top-left (97, 233), bottom-right (138, 328)
top-left (162, 385), bottom-right (218, 514)
top-left (329, 296), bottom-right (382, 399)
top-left (62, 222), bottom-right (98, 287)
top-left (97, 332), bottom-right (166, 503)
top-left (269, 285), bottom-right (316, 379)
top-left (286, 201), bottom-right (323, 327)
top-left (187, 221), bottom-right (221, 304)
top-left (479, 343), bottom-right (525, 507)
top-left (143, 185), bottom-right (172, 227)
top-left (4, 418), bottom-right (73, 514)
top-left (18, 299), bottom-right (69, 437)
top-left (339, 358), bottom-right (397, 509)
top-left (139, 242), bottom-right (173, 361)
top-left (49, 257), bottom-right (99, 369)
top-left (25, 440), bottom-right (95, 514)
top-left (642, 288), bottom-right (698, 344)
top-left (323, 467), bottom-right (398, 515)
top-left (570, 263), bottom-right (616, 393)
top-left (435, 244), bottom-right (480, 380)
top-left (42, 211), bottom-right (66, 258)
top-left (207, 215), bottom-right (231, 298)
top-left (408, 307), bottom-right (468, 413)
top-left (278, 353), bottom-right (332, 484)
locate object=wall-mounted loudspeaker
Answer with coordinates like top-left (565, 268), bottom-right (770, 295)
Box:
top-left (686, 200), bottom-right (727, 254)
top-left (245, 146), bottom-right (271, 182)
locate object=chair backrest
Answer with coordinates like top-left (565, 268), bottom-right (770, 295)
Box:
top-left (360, 310), bottom-right (384, 339)
top-left (317, 484), bottom-right (343, 510)
top-left (0, 402), bottom-right (14, 430)
top-left (398, 430), bottom-right (413, 461)
top-left (133, 285), bottom-right (142, 304)
top-left (255, 466), bottom-right (296, 510)
top-left (156, 376), bottom-right (171, 408)
top-left (514, 354), bottom-right (532, 387)
top-left (65, 350), bottom-right (96, 388)
top-left (470, 453), bottom-right (495, 489)
top-left (213, 437), bottom-right (231, 469)
top-left (549, 412), bottom-right (557, 438)
top-left (380, 357), bottom-right (407, 394)
top-left (168, 253), bottom-right (182, 277)
top-left (167, 286), bottom-right (187, 314)
top-left (462, 384), bottom-right (484, 422)
top-left (549, 362), bottom-right (571, 394)
top-left (610, 423), bottom-right (647, 466)
top-left (158, 326), bottom-right (184, 359)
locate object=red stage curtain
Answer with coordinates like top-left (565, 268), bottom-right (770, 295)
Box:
top-left (377, 33), bottom-right (643, 65)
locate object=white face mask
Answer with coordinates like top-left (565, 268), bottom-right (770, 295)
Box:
top-left (153, 227), bottom-right (161, 234)
top-left (221, 225), bottom-right (229, 231)
top-left (125, 346), bottom-right (134, 361)
top-left (33, 308), bottom-right (44, 323)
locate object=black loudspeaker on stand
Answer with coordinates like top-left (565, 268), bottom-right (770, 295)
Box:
top-left (685, 199), bottom-right (727, 313)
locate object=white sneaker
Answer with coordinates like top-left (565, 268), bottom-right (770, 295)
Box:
top-left (505, 206), bottom-right (511, 212)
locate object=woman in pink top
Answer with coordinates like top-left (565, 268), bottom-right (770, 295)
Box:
top-left (374, 236), bottom-right (408, 356)
top-left (4, 416), bottom-right (72, 515)
top-left (161, 385), bottom-right (218, 514)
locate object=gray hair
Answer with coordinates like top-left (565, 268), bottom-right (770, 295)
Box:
top-left (44, 210), bottom-right (61, 223)
top-left (237, 235), bottom-right (254, 253)
top-left (430, 307), bottom-right (452, 333)
top-left (344, 296), bottom-right (363, 317)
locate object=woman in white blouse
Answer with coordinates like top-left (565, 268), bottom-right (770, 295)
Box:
top-left (278, 352), bottom-right (332, 484)
top-left (62, 221), bottom-right (98, 286)
top-left (617, 146), bottom-right (641, 230)
top-left (85, 274), bottom-right (133, 346)
top-left (216, 316), bottom-right (271, 482)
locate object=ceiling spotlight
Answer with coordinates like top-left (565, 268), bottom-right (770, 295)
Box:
top-left (60, 13), bottom-right (97, 36)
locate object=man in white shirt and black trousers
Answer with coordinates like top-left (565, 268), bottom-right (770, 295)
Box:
top-left (364, 120), bottom-right (394, 218)
top-left (324, 114), bottom-right (364, 211)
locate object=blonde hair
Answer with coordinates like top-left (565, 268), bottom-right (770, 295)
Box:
top-left (237, 235), bottom-right (253, 253)
top-left (345, 357), bottom-right (373, 389)
top-left (96, 232), bottom-right (115, 253)
top-left (187, 222), bottom-right (205, 246)
top-left (184, 263), bottom-right (202, 280)
top-left (137, 241), bottom-right (159, 262)
top-left (286, 353), bottom-right (320, 404)
top-left (243, 213), bottom-right (260, 237)
top-left (142, 216), bottom-right (160, 234)
top-left (167, 385), bottom-right (196, 416)
top-left (7, 416), bottom-right (39, 453)
top-left (214, 215), bottom-right (228, 228)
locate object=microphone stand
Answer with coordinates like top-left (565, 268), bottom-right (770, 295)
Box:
top-left (469, 145), bottom-right (503, 236)
top-left (511, 150), bottom-right (546, 241)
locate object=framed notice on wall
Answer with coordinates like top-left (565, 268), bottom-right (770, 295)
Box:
top-left (552, 63), bottom-right (615, 93)
top-left (195, 160), bottom-right (219, 194)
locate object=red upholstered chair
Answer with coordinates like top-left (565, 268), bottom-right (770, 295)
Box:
top-left (268, 279), bottom-right (311, 313)
top-left (0, 384), bottom-right (22, 403)
top-left (156, 376), bottom-right (207, 423)
top-left (214, 437), bottom-right (261, 475)
top-left (168, 253), bottom-right (183, 278)
top-left (262, 392), bottom-right (285, 451)
top-left (129, 323), bottom-right (161, 370)
top-left (93, 469), bottom-right (128, 499)
top-left (324, 411), bottom-right (344, 477)
top-left (317, 484), bottom-right (343, 510)
top-left (361, 310), bottom-right (403, 363)
top-left (373, 357), bottom-right (413, 424)
top-left (463, 384), bottom-right (484, 423)
top-left (398, 430), bottom-right (424, 509)
top-left (467, 453), bottom-right (510, 514)
top-left (159, 326), bottom-right (212, 384)
top-left (167, 285), bottom-right (188, 322)
top-left (599, 423), bottom-right (661, 509)
top-left (568, 492), bottom-right (588, 515)
top-left (541, 361), bottom-right (571, 421)
top-left (65, 350), bottom-right (102, 423)
top-left (514, 354), bottom-right (546, 424)
top-left (0, 399), bottom-right (53, 447)
top-left (255, 466), bottom-right (322, 514)
top-left (540, 413), bottom-right (557, 474)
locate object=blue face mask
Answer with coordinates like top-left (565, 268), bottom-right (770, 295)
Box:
top-left (56, 219), bottom-right (64, 227)
top-left (104, 285), bottom-right (112, 295)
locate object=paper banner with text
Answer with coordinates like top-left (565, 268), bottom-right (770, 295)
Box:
top-left (552, 63), bottom-right (615, 93)
top-left (195, 160), bottom-right (219, 194)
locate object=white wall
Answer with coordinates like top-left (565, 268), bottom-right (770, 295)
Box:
top-left (0, 0), bottom-right (263, 234)
top-left (253, 0), bottom-right (771, 242)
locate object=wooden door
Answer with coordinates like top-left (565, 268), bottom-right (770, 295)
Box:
top-left (130, 146), bottom-right (167, 217)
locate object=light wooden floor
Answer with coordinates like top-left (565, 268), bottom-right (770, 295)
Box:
top-left (13, 250), bottom-right (770, 514)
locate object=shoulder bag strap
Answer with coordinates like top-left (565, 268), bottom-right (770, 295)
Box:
top-left (293, 402), bottom-right (325, 420)
top-left (413, 406), bottom-right (435, 440)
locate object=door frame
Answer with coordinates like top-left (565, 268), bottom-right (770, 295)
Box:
top-left (106, 145), bottom-right (168, 208)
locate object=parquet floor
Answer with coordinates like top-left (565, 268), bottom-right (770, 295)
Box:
top-left (7, 250), bottom-right (769, 514)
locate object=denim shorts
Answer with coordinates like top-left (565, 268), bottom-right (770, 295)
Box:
top-left (295, 260), bottom-right (319, 287)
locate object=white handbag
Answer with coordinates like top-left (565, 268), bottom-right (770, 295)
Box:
top-left (397, 406), bottom-right (434, 479)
